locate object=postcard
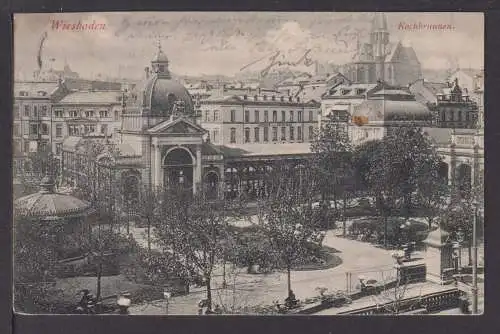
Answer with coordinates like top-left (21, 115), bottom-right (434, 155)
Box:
top-left (12, 12), bottom-right (483, 315)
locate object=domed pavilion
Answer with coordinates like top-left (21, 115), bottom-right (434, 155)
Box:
top-left (117, 42), bottom-right (222, 195)
top-left (14, 174), bottom-right (91, 259)
top-left (350, 87), bottom-right (433, 144)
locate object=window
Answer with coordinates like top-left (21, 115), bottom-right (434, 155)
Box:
top-left (39, 141), bottom-right (48, 152)
top-left (309, 110), bottom-right (313, 122)
top-left (230, 110), bottom-right (236, 122)
top-left (264, 110), bottom-right (269, 122)
top-left (69, 110), bottom-right (78, 118)
top-left (308, 126), bottom-right (314, 140)
top-left (273, 111), bottom-right (277, 122)
top-left (30, 124), bottom-right (38, 135)
top-left (214, 110), bottom-right (220, 122)
top-left (13, 104), bottom-right (19, 119)
top-left (213, 129), bottom-right (220, 143)
top-left (85, 110), bottom-right (94, 118)
top-left (55, 110), bottom-right (63, 118)
top-left (24, 105), bottom-right (30, 117)
top-left (245, 110), bottom-right (250, 123)
top-left (101, 124), bottom-right (108, 135)
top-left (290, 110), bottom-right (294, 122)
top-left (33, 105), bottom-right (38, 117)
top-left (204, 111), bottom-right (210, 122)
top-left (281, 110), bottom-right (286, 122)
top-left (244, 127), bottom-right (250, 143)
top-left (298, 126), bottom-right (303, 141)
top-left (298, 111), bottom-right (303, 122)
top-left (41, 105), bottom-right (48, 116)
top-left (272, 127), bottom-right (278, 142)
top-left (230, 128), bottom-right (236, 143)
top-left (290, 126), bottom-right (294, 140)
top-left (281, 126), bottom-right (286, 141)
top-left (40, 123), bottom-right (49, 135)
top-left (254, 110), bottom-right (259, 123)
top-left (14, 124), bottom-right (20, 136)
top-left (264, 126), bottom-right (269, 142)
top-left (115, 110), bottom-right (119, 119)
top-left (56, 124), bottom-right (63, 137)
top-left (254, 127), bottom-right (260, 142)
top-left (56, 143), bottom-right (63, 155)
top-left (24, 141), bottom-right (30, 153)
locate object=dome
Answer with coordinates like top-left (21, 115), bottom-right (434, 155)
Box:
top-left (352, 99), bottom-right (433, 123)
top-left (142, 74), bottom-right (195, 116)
top-left (14, 175), bottom-right (90, 220)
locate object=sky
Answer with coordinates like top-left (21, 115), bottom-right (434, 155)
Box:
top-left (13, 12), bottom-right (484, 80)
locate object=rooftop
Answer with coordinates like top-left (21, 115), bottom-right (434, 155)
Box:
top-left (58, 90), bottom-right (123, 105)
top-left (217, 143), bottom-right (312, 158)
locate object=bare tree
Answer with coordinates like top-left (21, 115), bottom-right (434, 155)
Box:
top-left (257, 160), bottom-right (324, 302)
top-left (153, 188), bottom-right (240, 311)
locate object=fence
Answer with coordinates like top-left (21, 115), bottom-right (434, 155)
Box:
top-left (336, 287), bottom-right (461, 315)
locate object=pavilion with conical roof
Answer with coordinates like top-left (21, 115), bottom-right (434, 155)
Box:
top-left (14, 174), bottom-right (91, 259)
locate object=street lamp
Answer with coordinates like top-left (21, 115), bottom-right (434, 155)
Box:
top-left (163, 290), bottom-right (171, 315)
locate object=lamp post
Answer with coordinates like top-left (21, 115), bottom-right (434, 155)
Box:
top-left (471, 200), bottom-right (478, 314)
top-left (163, 290), bottom-right (171, 315)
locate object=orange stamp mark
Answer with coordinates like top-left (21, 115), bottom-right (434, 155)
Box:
top-left (353, 116), bottom-right (369, 126)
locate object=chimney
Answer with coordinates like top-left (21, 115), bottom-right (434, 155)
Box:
top-left (144, 67), bottom-right (150, 80)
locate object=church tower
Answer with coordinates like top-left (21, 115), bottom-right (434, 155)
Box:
top-left (370, 13), bottom-right (390, 81)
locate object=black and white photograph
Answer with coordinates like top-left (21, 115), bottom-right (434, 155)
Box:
top-left (12, 12), bottom-right (484, 315)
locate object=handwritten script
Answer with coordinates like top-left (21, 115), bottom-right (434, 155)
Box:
top-left (240, 49), bottom-right (314, 77)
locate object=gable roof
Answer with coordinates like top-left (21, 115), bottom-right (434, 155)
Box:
top-left (146, 117), bottom-right (207, 135)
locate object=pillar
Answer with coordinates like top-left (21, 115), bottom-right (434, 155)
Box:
top-left (193, 145), bottom-right (202, 195)
top-left (153, 144), bottom-right (162, 188)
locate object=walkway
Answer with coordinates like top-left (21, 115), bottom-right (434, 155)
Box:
top-left (128, 221), bottom-right (398, 315)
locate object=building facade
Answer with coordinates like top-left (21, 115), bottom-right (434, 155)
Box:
top-left (52, 90), bottom-right (125, 155)
top-left (409, 78), bottom-right (479, 129)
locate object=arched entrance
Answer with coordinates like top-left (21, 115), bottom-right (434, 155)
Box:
top-left (438, 162), bottom-right (449, 184)
top-left (456, 163), bottom-right (472, 195)
top-left (163, 147), bottom-right (194, 192)
top-left (204, 171), bottom-right (219, 199)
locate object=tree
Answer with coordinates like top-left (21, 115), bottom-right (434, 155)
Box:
top-left (413, 158), bottom-right (450, 229)
top-left (311, 114), bottom-right (354, 228)
top-left (18, 147), bottom-right (61, 196)
top-left (442, 187), bottom-right (483, 266)
top-left (153, 188), bottom-right (237, 311)
top-left (13, 215), bottom-right (64, 313)
top-left (258, 160), bottom-right (323, 301)
top-left (354, 126), bottom-right (447, 247)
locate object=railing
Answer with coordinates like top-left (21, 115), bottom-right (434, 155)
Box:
top-left (336, 288), bottom-right (460, 315)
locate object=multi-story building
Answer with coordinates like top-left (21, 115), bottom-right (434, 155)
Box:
top-left (13, 80), bottom-right (69, 175)
top-left (320, 81), bottom-right (385, 128)
top-left (199, 93), bottom-right (320, 146)
top-left (409, 78), bottom-right (478, 129)
top-left (52, 90), bottom-right (125, 155)
top-left (61, 44), bottom-right (320, 204)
